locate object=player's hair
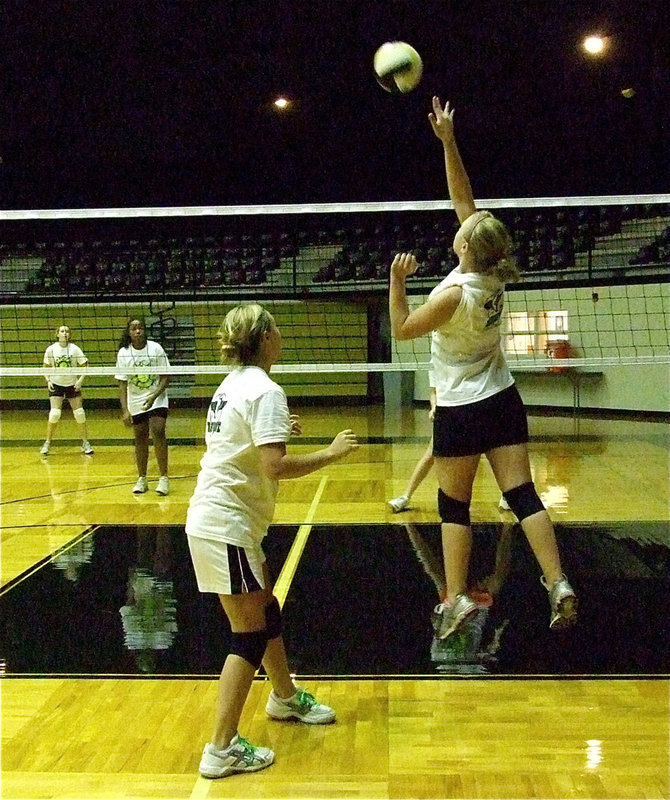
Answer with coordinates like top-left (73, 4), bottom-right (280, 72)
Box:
top-left (118, 316), bottom-right (147, 349)
top-left (218, 303), bottom-right (275, 365)
top-left (55, 324), bottom-right (71, 339)
top-left (465, 211), bottom-right (520, 282)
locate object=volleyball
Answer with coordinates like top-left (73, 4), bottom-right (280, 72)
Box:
top-left (374, 41), bottom-right (423, 94)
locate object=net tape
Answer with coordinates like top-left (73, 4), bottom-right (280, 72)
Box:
top-left (2, 353), bottom-right (668, 379)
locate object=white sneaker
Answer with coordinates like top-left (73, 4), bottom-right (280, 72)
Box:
top-left (40, 441), bottom-right (50, 456)
top-left (132, 477), bottom-right (149, 494)
top-left (156, 476), bottom-right (169, 495)
top-left (388, 494), bottom-right (409, 513)
top-left (498, 495), bottom-right (511, 511)
top-left (81, 440), bottom-right (94, 455)
top-left (431, 593), bottom-right (479, 640)
top-left (541, 574), bottom-right (578, 630)
top-left (198, 734), bottom-right (274, 779)
top-left (266, 687), bottom-right (335, 724)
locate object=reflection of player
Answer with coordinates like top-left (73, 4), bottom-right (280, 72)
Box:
top-left (41, 325), bottom-right (94, 456)
top-left (119, 528), bottom-right (177, 674)
top-left (404, 522), bottom-right (512, 674)
top-left (51, 536), bottom-right (95, 583)
top-left (115, 318), bottom-right (170, 496)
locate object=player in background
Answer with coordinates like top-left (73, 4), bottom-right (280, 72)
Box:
top-left (115, 317), bottom-right (170, 495)
top-left (41, 324), bottom-right (93, 456)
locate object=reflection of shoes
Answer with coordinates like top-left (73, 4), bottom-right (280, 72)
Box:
top-left (40, 442), bottom-right (50, 455)
top-left (81, 440), bottom-right (94, 455)
top-left (498, 495), bottom-right (511, 511)
top-left (266, 687), bottom-right (335, 724)
top-left (198, 734), bottom-right (274, 779)
top-left (432, 593), bottom-right (479, 640)
top-left (155, 476), bottom-right (169, 496)
top-left (133, 477), bottom-right (149, 494)
top-left (388, 494), bottom-right (409, 513)
top-left (541, 574), bottom-right (578, 629)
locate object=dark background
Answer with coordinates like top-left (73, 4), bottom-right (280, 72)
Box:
top-left (1, 0), bottom-right (668, 209)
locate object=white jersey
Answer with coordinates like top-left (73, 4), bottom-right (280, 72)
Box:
top-left (186, 366), bottom-right (291, 548)
top-left (115, 340), bottom-right (170, 416)
top-left (43, 343), bottom-right (87, 386)
top-left (430, 267), bottom-right (514, 406)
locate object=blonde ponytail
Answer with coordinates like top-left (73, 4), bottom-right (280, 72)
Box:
top-left (466, 212), bottom-right (520, 283)
top-left (217, 303), bottom-right (275, 365)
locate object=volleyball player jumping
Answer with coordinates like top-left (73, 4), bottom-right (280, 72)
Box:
top-left (389, 97), bottom-right (577, 638)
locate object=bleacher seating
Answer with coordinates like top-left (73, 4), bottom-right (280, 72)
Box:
top-left (3, 203), bottom-right (669, 298)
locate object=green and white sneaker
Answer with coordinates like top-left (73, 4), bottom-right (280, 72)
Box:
top-left (198, 734), bottom-right (274, 779)
top-left (266, 687), bottom-right (335, 724)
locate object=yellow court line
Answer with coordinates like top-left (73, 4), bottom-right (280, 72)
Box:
top-left (189, 775), bottom-right (213, 800)
top-left (272, 475), bottom-right (328, 608)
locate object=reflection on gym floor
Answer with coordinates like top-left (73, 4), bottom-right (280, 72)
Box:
top-left (1, 521), bottom-right (668, 677)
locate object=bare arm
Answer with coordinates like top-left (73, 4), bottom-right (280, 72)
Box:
top-left (428, 386), bottom-right (437, 421)
top-left (118, 380), bottom-right (132, 426)
top-left (389, 253), bottom-right (462, 340)
top-left (259, 429), bottom-right (358, 480)
top-left (428, 97), bottom-right (477, 224)
top-left (74, 357), bottom-right (88, 390)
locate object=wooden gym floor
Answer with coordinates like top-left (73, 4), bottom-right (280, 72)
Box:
top-left (1, 403), bottom-right (668, 799)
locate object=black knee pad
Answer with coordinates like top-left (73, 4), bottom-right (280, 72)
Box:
top-left (438, 489), bottom-right (471, 526)
top-left (265, 597), bottom-right (283, 640)
top-left (229, 629), bottom-right (268, 669)
top-left (503, 481), bottom-right (545, 521)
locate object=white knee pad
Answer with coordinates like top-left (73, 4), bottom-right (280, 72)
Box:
top-left (73, 407), bottom-right (87, 424)
top-left (48, 408), bottom-right (62, 424)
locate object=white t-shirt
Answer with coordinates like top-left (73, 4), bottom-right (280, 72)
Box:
top-left (115, 340), bottom-right (170, 416)
top-left (186, 366), bottom-right (291, 548)
top-left (43, 343), bottom-right (88, 387)
top-left (430, 267), bottom-right (514, 406)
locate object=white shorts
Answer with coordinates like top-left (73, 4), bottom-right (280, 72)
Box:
top-left (187, 536), bottom-right (266, 595)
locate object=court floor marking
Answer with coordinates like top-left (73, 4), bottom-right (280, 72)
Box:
top-left (273, 475), bottom-right (329, 608)
top-left (0, 525), bottom-right (97, 596)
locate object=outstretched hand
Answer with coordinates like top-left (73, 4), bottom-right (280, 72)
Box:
top-left (329, 429), bottom-right (359, 459)
top-left (428, 96), bottom-right (455, 144)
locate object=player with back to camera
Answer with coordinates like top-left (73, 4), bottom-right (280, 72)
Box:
top-left (115, 317), bottom-right (170, 496)
top-left (388, 97), bottom-right (577, 637)
top-left (186, 303), bottom-right (358, 779)
top-left (41, 324), bottom-right (94, 455)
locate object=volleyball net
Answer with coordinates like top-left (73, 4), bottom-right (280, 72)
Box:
top-left (1, 194), bottom-right (668, 401)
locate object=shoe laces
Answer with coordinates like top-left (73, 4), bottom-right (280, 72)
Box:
top-left (235, 735), bottom-right (263, 765)
top-left (294, 689), bottom-right (316, 709)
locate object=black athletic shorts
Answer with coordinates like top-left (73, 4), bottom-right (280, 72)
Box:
top-left (432, 384), bottom-right (529, 457)
top-left (49, 383), bottom-right (81, 399)
top-left (131, 406), bottom-right (169, 425)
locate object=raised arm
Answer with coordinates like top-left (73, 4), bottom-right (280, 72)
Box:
top-left (428, 97), bottom-right (477, 224)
